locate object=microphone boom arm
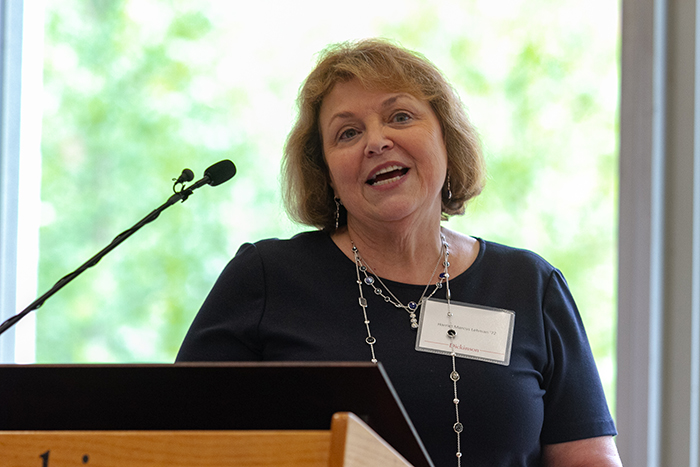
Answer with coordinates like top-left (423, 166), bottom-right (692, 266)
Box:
top-left (0, 161), bottom-right (234, 337)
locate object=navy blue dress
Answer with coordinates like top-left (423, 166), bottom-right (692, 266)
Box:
top-left (177, 231), bottom-right (616, 466)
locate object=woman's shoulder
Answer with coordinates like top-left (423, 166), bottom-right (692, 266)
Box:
top-left (444, 228), bottom-right (553, 269)
top-left (234, 230), bottom-right (338, 263)
top-left (219, 230), bottom-right (337, 279)
top-left (461, 235), bottom-right (558, 279)
top-left (458, 237), bottom-right (570, 307)
top-left (482, 239), bottom-right (553, 268)
top-left (249, 230), bottom-right (330, 251)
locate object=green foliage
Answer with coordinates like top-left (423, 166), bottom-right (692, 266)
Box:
top-left (39, 0), bottom-right (283, 362)
top-left (37, 0), bottom-right (619, 411)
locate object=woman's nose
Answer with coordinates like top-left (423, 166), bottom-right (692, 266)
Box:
top-left (364, 124), bottom-right (393, 157)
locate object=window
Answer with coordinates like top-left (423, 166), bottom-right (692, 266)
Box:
top-left (8, 0), bottom-right (620, 414)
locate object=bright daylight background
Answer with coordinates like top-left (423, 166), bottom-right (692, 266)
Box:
top-left (21, 0), bottom-right (619, 411)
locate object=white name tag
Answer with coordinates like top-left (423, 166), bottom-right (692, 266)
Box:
top-left (415, 299), bottom-right (515, 366)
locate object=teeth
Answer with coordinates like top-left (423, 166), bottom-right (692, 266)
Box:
top-left (373, 175), bottom-right (403, 186)
top-left (373, 165), bottom-right (404, 177)
top-left (368, 165), bottom-right (407, 185)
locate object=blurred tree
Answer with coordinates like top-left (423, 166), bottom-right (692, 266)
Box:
top-left (39, 0), bottom-right (276, 361)
top-left (36, 0), bottom-right (619, 413)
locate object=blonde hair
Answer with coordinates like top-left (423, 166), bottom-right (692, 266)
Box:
top-left (282, 38), bottom-right (485, 231)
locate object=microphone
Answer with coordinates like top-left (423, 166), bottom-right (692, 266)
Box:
top-left (174, 168), bottom-right (195, 184)
top-left (204, 159), bottom-right (237, 186)
top-left (183, 160), bottom-right (237, 193)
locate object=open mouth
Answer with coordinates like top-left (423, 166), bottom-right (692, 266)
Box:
top-left (366, 165), bottom-right (409, 186)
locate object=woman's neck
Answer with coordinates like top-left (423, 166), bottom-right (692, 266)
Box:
top-left (333, 217), bottom-right (446, 285)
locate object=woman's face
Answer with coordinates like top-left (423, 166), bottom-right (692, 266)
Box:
top-left (319, 79), bottom-right (448, 230)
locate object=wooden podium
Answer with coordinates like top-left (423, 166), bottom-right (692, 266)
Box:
top-left (0, 362), bottom-right (433, 467)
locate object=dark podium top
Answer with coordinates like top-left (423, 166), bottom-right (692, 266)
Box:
top-left (0, 361), bottom-right (433, 467)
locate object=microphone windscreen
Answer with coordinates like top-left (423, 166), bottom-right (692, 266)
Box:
top-left (205, 160), bottom-right (237, 186)
top-left (178, 168), bottom-right (195, 183)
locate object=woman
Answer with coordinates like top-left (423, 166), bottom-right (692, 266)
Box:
top-left (177, 39), bottom-right (622, 466)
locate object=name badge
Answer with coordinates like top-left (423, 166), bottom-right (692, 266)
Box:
top-left (415, 299), bottom-right (515, 366)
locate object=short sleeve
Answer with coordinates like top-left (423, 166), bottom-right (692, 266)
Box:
top-left (539, 269), bottom-right (617, 443)
top-left (176, 243), bottom-right (266, 362)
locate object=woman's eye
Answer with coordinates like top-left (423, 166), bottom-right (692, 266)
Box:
top-left (339, 128), bottom-right (359, 140)
top-left (392, 112), bottom-right (412, 123)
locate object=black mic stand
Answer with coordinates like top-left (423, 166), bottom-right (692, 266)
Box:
top-left (0, 168), bottom-right (218, 336)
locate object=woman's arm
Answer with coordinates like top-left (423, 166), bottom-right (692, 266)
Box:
top-left (542, 436), bottom-right (622, 467)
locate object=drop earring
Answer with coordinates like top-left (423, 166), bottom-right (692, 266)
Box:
top-left (334, 197), bottom-right (342, 230)
top-left (446, 173), bottom-right (453, 200)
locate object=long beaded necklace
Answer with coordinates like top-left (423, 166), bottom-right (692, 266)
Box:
top-left (351, 234), bottom-right (464, 466)
top-left (351, 240), bottom-right (446, 329)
